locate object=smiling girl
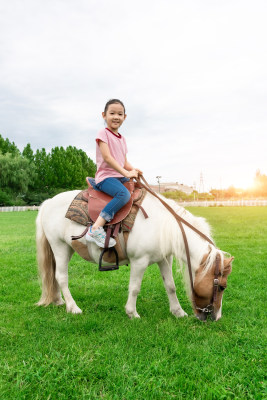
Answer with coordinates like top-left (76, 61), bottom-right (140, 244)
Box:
top-left (86, 99), bottom-right (142, 247)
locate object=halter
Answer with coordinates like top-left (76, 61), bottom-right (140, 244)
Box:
top-left (194, 253), bottom-right (221, 315)
top-left (136, 176), bottom-right (221, 315)
top-left (176, 219), bottom-right (221, 316)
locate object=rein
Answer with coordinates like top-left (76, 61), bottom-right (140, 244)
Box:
top-left (136, 175), bottom-right (219, 314)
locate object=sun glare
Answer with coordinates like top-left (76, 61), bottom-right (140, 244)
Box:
top-left (235, 182), bottom-right (252, 191)
top-left (228, 176), bottom-right (255, 191)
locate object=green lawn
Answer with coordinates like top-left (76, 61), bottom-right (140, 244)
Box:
top-left (0, 208), bottom-right (266, 400)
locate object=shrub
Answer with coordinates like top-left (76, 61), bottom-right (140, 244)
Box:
top-left (0, 190), bottom-right (13, 206)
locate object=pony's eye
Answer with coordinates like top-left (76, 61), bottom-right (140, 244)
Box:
top-left (219, 286), bottom-right (226, 292)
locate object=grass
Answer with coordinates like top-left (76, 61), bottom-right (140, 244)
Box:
top-left (0, 208), bottom-right (266, 400)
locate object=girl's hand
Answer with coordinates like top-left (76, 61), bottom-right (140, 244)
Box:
top-left (126, 169), bottom-right (138, 179)
top-left (135, 168), bottom-right (143, 175)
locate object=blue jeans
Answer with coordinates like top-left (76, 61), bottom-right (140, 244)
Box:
top-left (95, 177), bottom-right (130, 222)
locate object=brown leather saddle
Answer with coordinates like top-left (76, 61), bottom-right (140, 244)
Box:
top-left (85, 177), bottom-right (140, 225)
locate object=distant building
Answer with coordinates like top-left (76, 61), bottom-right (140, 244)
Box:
top-left (150, 182), bottom-right (194, 194)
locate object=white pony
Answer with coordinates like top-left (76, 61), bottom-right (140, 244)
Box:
top-left (36, 190), bottom-right (233, 321)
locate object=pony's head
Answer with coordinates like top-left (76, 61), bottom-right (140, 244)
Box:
top-left (193, 250), bottom-right (234, 321)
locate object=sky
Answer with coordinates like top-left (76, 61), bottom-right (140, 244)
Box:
top-left (0, 0), bottom-right (266, 190)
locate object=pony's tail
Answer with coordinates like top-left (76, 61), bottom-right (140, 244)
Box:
top-left (36, 202), bottom-right (59, 306)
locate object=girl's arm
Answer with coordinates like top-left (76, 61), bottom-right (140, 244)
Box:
top-left (99, 141), bottom-right (138, 178)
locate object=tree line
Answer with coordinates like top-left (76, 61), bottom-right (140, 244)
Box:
top-left (1, 134), bottom-right (266, 206)
top-left (0, 135), bottom-right (96, 206)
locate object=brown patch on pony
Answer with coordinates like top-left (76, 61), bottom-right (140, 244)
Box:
top-left (71, 240), bottom-right (92, 262)
top-left (193, 254), bottom-right (234, 313)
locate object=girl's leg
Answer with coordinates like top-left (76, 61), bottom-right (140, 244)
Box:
top-left (86, 178), bottom-right (130, 248)
top-left (92, 177), bottom-right (130, 230)
top-left (92, 215), bottom-right (106, 231)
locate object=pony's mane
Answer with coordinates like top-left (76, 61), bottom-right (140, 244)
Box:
top-left (154, 194), bottom-right (229, 295)
top-left (157, 194), bottom-right (213, 243)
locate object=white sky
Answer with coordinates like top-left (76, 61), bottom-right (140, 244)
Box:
top-left (0, 0), bottom-right (266, 190)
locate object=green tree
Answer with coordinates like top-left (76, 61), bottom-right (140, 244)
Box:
top-left (0, 190), bottom-right (13, 206)
top-left (22, 143), bottom-right (34, 163)
top-left (34, 148), bottom-right (50, 189)
top-left (0, 152), bottom-right (36, 194)
top-left (47, 146), bottom-right (96, 189)
top-left (0, 135), bottom-right (97, 202)
top-left (0, 134), bottom-right (20, 156)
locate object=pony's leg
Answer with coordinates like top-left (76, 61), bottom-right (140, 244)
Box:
top-left (158, 257), bottom-right (188, 318)
top-left (53, 243), bottom-right (82, 314)
top-left (125, 258), bottom-right (148, 319)
top-left (52, 254), bottom-right (66, 306)
top-left (53, 291), bottom-right (65, 306)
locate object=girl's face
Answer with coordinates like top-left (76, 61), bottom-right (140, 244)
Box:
top-left (102, 103), bottom-right (126, 133)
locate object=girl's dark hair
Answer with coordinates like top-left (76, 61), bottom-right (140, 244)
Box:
top-left (104, 99), bottom-right (126, 114)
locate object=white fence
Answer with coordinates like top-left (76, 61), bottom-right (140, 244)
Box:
top-left (0, 206), bottom-right (40, 212)
top-left (178, 199), bottom-right (267, 207)
top-left (1, 200), bottom-right (267, 212)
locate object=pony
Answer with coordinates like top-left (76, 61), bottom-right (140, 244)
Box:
top-left (36, 190), bottom-right (233, 321)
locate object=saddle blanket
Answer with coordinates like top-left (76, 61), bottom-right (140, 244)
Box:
top-left (65, 188), bottom-right (146, 232)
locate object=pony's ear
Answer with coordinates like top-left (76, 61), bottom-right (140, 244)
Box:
top-left (224, 256), bottom-right (234, 272)
top-left (200, 249), bottom-right (212, 267)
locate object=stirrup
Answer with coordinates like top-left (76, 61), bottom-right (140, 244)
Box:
top-left (99, 247), bottom-right (119, 271)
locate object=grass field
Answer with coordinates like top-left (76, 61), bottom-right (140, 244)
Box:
top-left (0, 207), bottom-right (266, 400)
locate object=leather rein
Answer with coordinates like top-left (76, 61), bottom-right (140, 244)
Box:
top-left (136, 175), bottom-right (221, 314)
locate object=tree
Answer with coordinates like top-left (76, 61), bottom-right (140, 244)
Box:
top-left (22, 143), bottom-right (34, 163)
top-left (0, 152), bottom-right (36, 194)
top-left (224, 186), bottom-right (237, 199)
top-left (0, 134), bottom-right (20, 156)
top-left (0, 190), bottom-right (13, 206)
top-left (34, 148), bottom-right (50, 189)
top-left (253, 170), bottom-right (267, 196)
top-left (47, 146), bottom-right (96, 189)
top-left (210, 189), bottom-right (220, 200)
top-left (0, 135), bottom-right (97, 202)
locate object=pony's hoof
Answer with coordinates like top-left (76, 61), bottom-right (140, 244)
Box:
top-left (172, 308), bottom-right (188, 318)
top-left (67, 304), bottom-right (82, 314)
top-left (126, 310), bottom-right (140, 319)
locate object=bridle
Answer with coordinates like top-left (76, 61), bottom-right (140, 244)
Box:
top-left (136, 176), bottom-right (222, 315)
top-left (194, 253), bottom-right (221, 315)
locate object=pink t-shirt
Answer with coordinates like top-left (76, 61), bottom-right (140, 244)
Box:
top-left (94, 128), bottom-right (128, 184)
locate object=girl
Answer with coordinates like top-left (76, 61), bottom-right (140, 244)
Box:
top-left (86, 99), bottom-right (142, 247)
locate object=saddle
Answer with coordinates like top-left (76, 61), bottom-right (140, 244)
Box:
top-left (85, 177), bottom-right (142, 225)
top-left (71, 177), bottom-right (148, 271)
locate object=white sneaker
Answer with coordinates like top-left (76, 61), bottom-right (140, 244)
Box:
top-left (86, 226), bottom-right (116, 248)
